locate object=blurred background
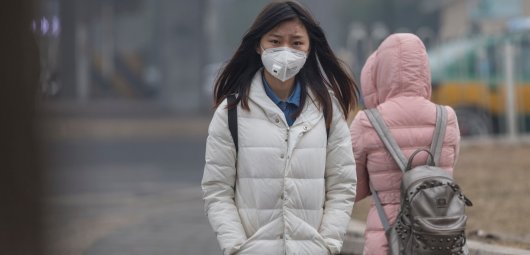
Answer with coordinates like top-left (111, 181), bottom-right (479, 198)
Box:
top-left (14, 0), bottom-right (530, 254)
top-left (36, 0), bottom-right (530, 136)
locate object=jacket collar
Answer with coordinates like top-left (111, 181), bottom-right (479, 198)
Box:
top-left (262, 73), bottom-right (302, 108)
top-left (248, 69), bottom-right (323, 129)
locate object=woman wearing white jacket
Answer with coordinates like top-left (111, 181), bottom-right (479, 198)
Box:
top-left (202, 1), bottom-right (359, 254)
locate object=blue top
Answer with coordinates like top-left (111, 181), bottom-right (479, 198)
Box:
top-left (262, 74), bottom-right (301, 126)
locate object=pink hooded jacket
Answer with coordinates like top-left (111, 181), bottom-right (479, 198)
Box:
top-left (350, 33), bottom-right (461, 255)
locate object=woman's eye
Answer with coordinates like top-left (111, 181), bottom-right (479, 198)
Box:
top-left (270, 40), bottom-right (279, 45)
top-left (293, 41), bottom-right (306, 48)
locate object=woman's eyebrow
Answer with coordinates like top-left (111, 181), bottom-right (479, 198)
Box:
top-left (291, 34), bottom-right (305, 39)
top-left (267, 33), bottom-right (306, 40)
top-left (267, 33), bottom-right (282, 38)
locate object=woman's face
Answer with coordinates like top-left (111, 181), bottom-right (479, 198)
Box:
top-left (258, 18), bottom-right (310, 53)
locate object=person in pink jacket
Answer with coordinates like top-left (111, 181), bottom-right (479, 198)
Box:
top-left (349, 33), bottom-right (461, 254)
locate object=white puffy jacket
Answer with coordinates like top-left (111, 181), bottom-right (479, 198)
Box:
top-left (202, 71), bottom-right (357, 255)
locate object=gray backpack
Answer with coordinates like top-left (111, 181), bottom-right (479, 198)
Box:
top-left (365, 105), bottom-right (473, 255)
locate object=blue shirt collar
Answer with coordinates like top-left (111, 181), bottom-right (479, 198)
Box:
top-left (262, 74), bottom-right (301, 107)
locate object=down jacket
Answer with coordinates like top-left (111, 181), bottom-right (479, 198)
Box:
top-left (202, 70), bottom-right (357, 255)
top-left (349, 33), bottom-right (461, 255)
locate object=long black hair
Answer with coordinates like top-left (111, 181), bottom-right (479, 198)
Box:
top-left (214, 0), bottom-right (359, 127)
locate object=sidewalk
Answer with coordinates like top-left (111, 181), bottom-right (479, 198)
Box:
top-left (341, 220), bottom-right (530, 255)
top-left (43, 115), bottom-right (210, 141)
top-left (42, 99), bottom-right (530, 254)
top-left (40, 100), bottom-right (212, 141)
top-left (46, 186), bottom-right (221, 255)
top-left (39, 99), bottom-right (211, 118)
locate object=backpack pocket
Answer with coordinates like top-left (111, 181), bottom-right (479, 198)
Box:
top-left (408, 215), bottom-right (467, 254)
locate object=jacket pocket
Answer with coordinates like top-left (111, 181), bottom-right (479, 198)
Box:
top-left (286, 214), bottom-right (331, 254)
top-left (236, 217), bottom-right (283, 254)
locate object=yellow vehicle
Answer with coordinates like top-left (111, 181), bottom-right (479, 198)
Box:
top-left (428, 32), bottom-right (530, 136)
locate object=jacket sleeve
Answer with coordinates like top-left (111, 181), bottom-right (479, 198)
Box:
top-left (446, 106), bottom-right (461, 166)
top-left (201, 100), bottom-right (247, 255)
top-left (318, 98), bottom-right (357, 254)
top-left (350, 111), bottom-right (370, 202)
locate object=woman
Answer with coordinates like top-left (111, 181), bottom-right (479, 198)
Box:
top-left (201, 1), bottom-right (359, 254)
top-left (350, 33), bottom-right (461, 254)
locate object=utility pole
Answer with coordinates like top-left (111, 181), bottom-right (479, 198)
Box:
top-left (504, 41), bottom-right (518, 141)
top-left (59, 0), bottom-right (77, 98)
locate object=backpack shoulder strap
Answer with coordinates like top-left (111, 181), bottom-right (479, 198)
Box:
top-left (227, 95), bottom-right (238, 153)
top-left (365, 108), bottom-right (406, 232)
top-left (369, 182), bottom-right (392, 232)
top-left (429, 105), bottom-right (448, 166)
top-left (365, 108), bottom-right (407, 172)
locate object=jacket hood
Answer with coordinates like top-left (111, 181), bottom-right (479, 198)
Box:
top-left (360, 52), bottom-right (378, 108)
top-left (362, 33), bottom-right (431, 108)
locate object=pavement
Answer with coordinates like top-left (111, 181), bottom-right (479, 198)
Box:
top-left (341, 220), bottom-right (530, 255)
top-left (46, 185), bottom-right (220, 255)
top-left (43, 100), bottom-right (222, 254)
top-left (41, 100), bottom-right (530, 255)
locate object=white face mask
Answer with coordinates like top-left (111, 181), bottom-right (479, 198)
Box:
top-left (261, 46), bottom-right (307, 82)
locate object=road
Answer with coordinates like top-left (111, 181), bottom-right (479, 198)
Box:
top-left (44, 115), bottom-right (222, 255)
top-left (40, 103), bottom-right (530, 255)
